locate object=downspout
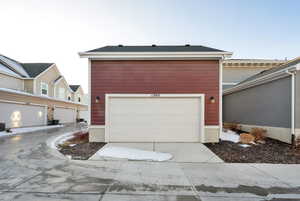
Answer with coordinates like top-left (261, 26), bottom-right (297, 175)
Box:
top-left (286, 70), bottom-right (296, 145)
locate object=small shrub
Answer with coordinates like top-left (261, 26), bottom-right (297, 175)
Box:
top-left (240, 133), bottom-right (255, 144)
top-left (250, 128), bottom-right (267, 141)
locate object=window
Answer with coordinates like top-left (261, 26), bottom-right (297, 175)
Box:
top-left (41, 82), bottom-right (48, 96)
top-left (59, 88), bottom-right (65, 99)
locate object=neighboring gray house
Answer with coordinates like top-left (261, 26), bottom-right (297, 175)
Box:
top-left (223, 57), bottom-right (300, 144)
top-left (222, 59), bottom-right (286, 90)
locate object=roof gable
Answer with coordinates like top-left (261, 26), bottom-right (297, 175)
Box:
top-left (21, 63), bottom-right (54, 78)
top-left (69, 85), bottom-right (80, 92)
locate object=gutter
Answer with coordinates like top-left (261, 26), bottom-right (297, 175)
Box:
top-left (285, 70), bottom-right (296, 145)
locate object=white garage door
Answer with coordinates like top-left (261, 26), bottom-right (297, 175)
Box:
top-left (0, 101), bottom-right (46, 128)
top-left (106, 94), bottom-right (204, 142)
top-left (54, 107), bottom-right (76, 123)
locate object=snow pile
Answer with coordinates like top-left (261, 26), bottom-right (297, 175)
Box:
top-left (0, 125), bottom-right (64, 137)
top-left (220, 130), bottom-right (240, 143)
top-left (96, 146), bottom-right (172, 162)
top-left (239, 144), bottom-right (251, 148)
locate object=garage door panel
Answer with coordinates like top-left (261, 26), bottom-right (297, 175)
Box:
top-left (0, 102), bottom-right (46, 128)
top-left (108, 96), bottom-right (202, 142)
top-left (54, 107), bottom-right (76, 124)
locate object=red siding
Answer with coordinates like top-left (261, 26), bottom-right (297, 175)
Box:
top-left (91, 60), bottom-right (220, 125)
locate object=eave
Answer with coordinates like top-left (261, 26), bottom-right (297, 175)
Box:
top-left (79, 51), bottom-right (233, 60)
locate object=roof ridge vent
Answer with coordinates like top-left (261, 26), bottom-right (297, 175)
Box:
top-left (185, 44), bottom-right (190, 47)
top-left (152, 44), bottom-right (156, 47)
top-left (118, 44), bottom-right (123, 47)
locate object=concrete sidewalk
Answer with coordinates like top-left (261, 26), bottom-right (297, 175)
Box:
top-left (89, 142), bottom-right (223, 163)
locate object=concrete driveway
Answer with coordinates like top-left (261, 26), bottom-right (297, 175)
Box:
top-left (0, 124), bottom-right (300, 201)
top-left (89, 142), bottom-right (223, 163)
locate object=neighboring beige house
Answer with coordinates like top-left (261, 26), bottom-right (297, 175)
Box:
top-left (69, 85), bottom-right (84, 103)
top-left (223, 59), bottom-right (286, 89)
top-left (0, 54), bottom-right (87, 128)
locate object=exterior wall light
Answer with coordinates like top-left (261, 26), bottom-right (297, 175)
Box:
top-left (210, 96), bottom-right (215, 103)
top-left (95, 96), bottom-right (100, 103)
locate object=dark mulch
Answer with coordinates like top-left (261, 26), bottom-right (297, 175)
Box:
top-left (205, 138), bottom-right (300, 164)
top-left (58, 132), bottom-right (106, 160)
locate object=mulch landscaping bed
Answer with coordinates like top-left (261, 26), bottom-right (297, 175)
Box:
top-left (58, 132), bottom-right (106, 160)
top-left (205, 138), bottom-right (300, 164)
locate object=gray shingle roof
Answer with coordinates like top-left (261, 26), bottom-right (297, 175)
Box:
top-left (69, 85), bottom-right (80, 92)
top-left (87, 45), bottom-right (226, 53)
top-left (238, 57), bottom-right (300, 85)
top-left (21, 63), bottom-right (54, 78)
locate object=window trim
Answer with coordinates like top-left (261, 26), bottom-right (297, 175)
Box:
top-left (40, 82), bottom-right (48, 96)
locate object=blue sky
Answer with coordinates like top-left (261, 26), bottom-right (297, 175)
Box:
top-left (1, 0), bottom-right (299, 91)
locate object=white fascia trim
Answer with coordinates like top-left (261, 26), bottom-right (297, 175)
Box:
top-left (104, 93), bottom-right (206, 143)
top-left (0, 99), bottom-right (47, 107)
top-left (54, 105), bottom-right (76, 110)
top-left (0, 87), bottom-right (87, 107)
top-left (223, 64), bottom-right (298, 95)
top-left (79, 51), bottom-right (233, 59)
top-left (88, 59), bottom-right (91, 125)
top-left (222, 82), bottom-right (238, 85)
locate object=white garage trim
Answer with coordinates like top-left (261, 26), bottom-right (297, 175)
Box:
top-left (219, 59), bottom-right (223, 138)
top-left (105, 93), bottom-right (205, 143)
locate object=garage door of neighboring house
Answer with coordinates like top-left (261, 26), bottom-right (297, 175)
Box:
top-left (53, 106), bottom-right (76, 124)
top-left (0, 100), bottom-right (47, 128)
top-left (105, 94), bottom-right (205, 142)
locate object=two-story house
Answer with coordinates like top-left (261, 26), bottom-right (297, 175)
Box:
top-left (0, 54), bottom-right (87, 128)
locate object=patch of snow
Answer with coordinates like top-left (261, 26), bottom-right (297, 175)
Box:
top-left (49, 129), bottom-right (88, 150)
top-left (239, 144), bottom-right (251, 148)
top-left (96, 146), bottom-right (172, 162)
top-left (220, 130), bottom-right (240, 143)
top-left (0, 125), bottom-right (64, 137)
